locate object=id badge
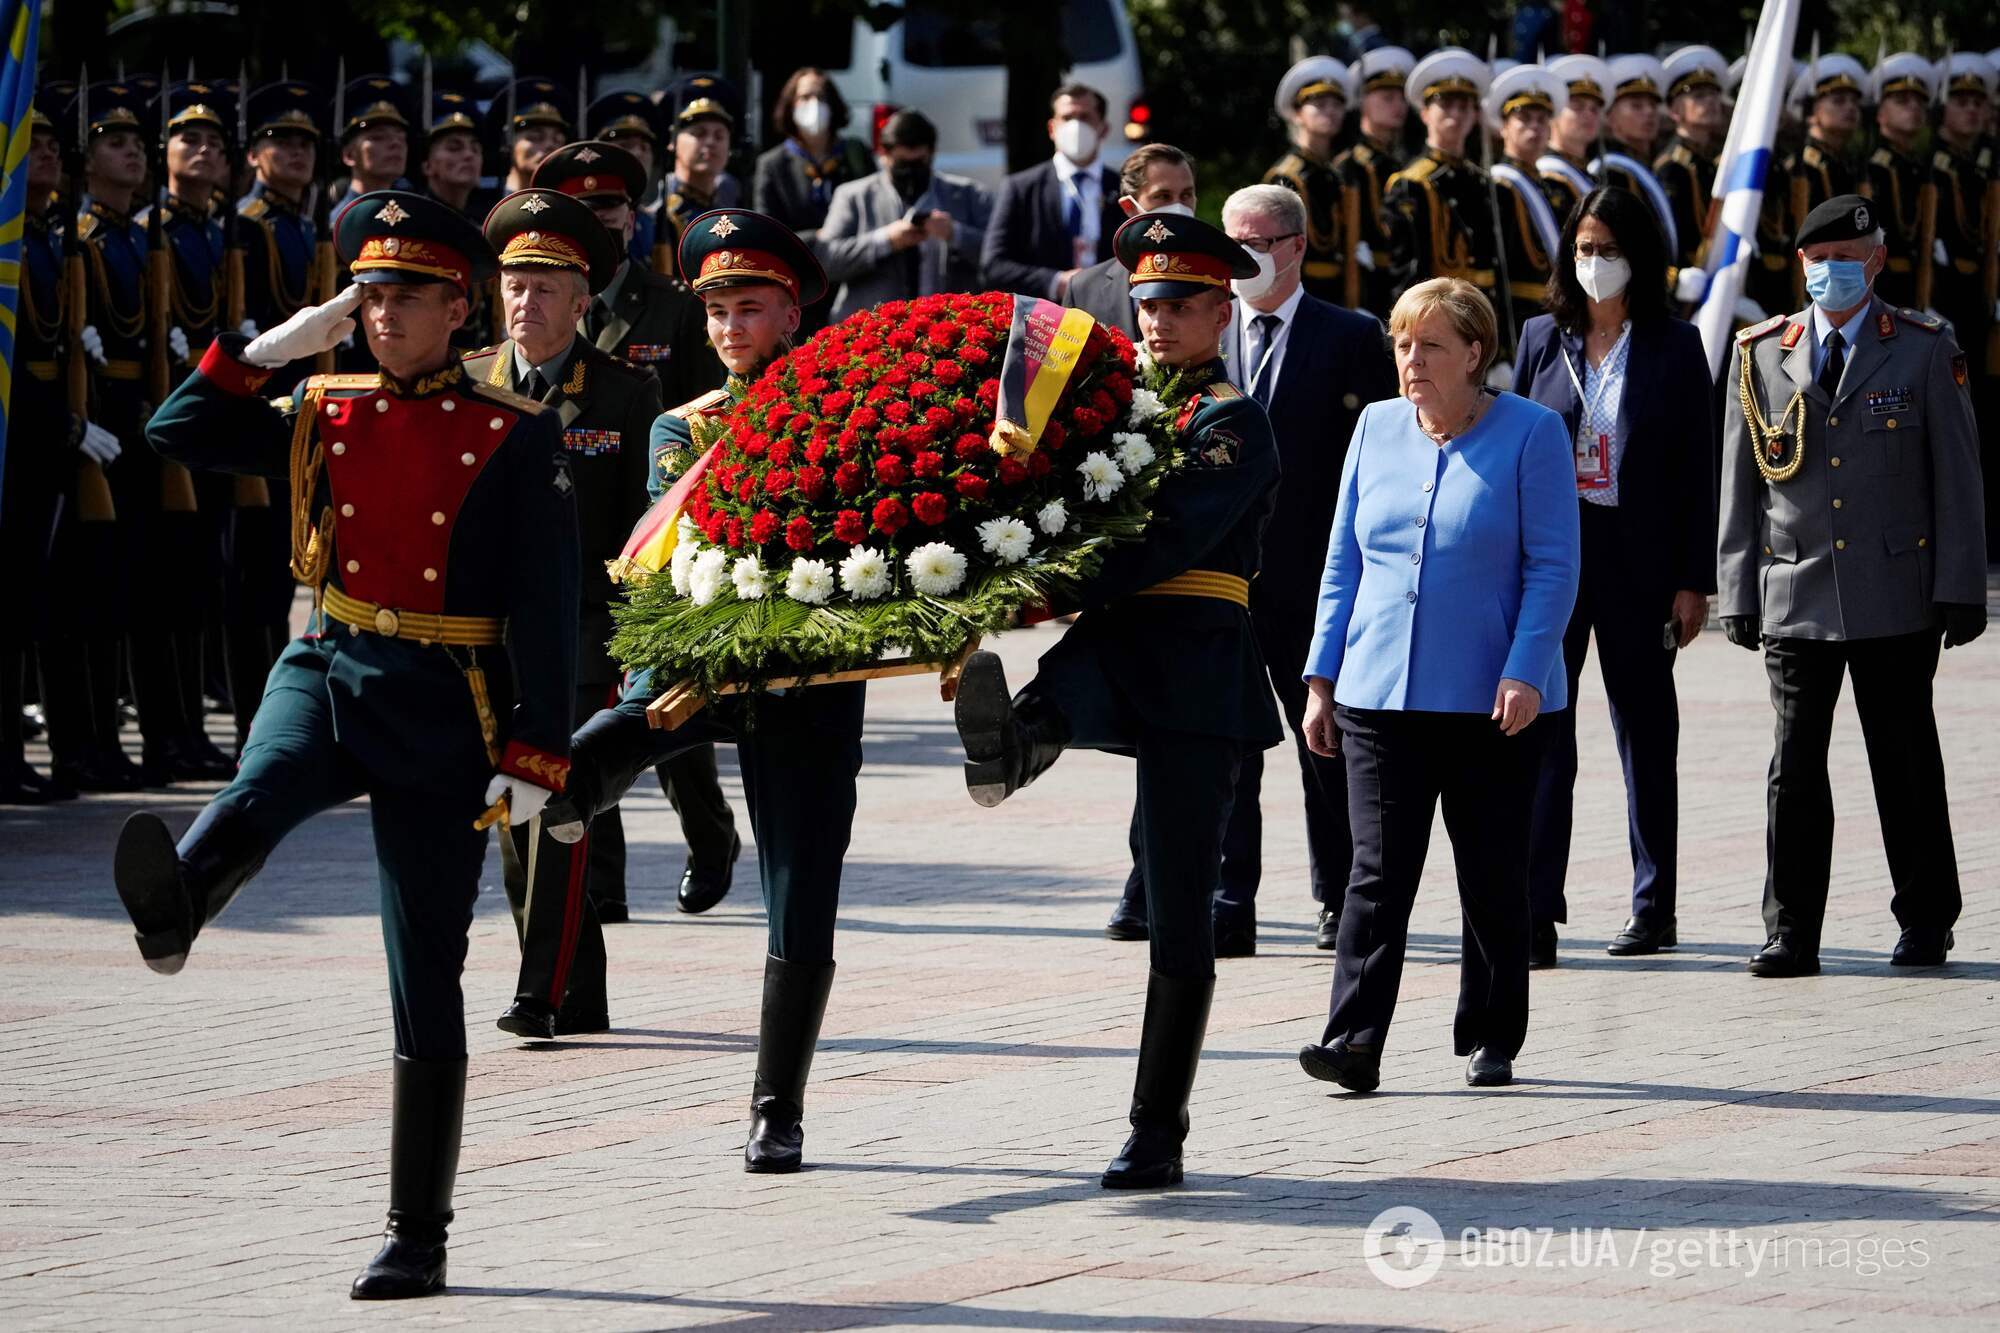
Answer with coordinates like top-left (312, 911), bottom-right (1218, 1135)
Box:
top-left (1575, 428), bottom-right (1611, 491)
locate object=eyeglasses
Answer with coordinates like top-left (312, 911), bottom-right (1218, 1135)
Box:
top-left (1232, 232), bottom-right (1300, 254)
top-left (1574, 241), bottom-right (1623, 259)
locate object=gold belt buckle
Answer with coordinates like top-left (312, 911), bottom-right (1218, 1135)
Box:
top-left (373, 607), bottom-right (401, 637)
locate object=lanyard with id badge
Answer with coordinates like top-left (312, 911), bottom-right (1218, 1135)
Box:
top-left (1561, 324), bottom-right (1628, 494)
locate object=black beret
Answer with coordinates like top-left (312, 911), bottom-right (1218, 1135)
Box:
top-left (1795, 193), bottom-right (1877, 249)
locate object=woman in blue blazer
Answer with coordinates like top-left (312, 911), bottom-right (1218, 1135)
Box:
top-left (1296, 278), bottom-right (1580, 1092)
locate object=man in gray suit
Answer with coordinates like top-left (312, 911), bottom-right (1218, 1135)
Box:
top-left (1718, 194), bottom-right (1987, 978)
top-left (1064, 144), bottom-right (1200, 340)
top-left (816, 110), bottom-right (991, 322)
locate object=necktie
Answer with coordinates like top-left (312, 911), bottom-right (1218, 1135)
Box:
top-left (1248, 314), bottom-right (1282, 406)
top-left (1817, 329), bottom-right (1845, 398)
top-left (525, 370), bottom-right (549, 401)
top-left (1063, 178), bottom-right (1083, 239)
top-left (584, 298), bottom-right (606, 344)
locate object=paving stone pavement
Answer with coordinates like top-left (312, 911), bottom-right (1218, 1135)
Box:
top-left (3, 615), bottom-right (1999, 1330)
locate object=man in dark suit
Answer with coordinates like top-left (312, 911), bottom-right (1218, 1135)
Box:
top-left (1063, 143), bottom-right (1198, 340)
top-left (1106, 184), bottom-right (1396, 956)
top-left (980, 83), bottom-right (1125, 299)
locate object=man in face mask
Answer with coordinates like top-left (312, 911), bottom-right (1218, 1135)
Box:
top-left (980, 83), bottom-right (1121, 300)
top-left (1717, 194), bottom-right (1986, 980)
top-left (816, 109), bottom-right (993, 322)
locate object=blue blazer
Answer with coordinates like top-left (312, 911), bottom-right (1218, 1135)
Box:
top-left (1513, 313), bottom-right (1718, 600)
top-left (979, 159), bottom-right (1122, 298)
top-left (1306, 392), bottom-right (1581, 713)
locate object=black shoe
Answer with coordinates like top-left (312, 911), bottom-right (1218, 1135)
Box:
top-left (954, 652), bottom-right (1067, 807)
top-left (1528, 921), bottom-right (1558, 969)
top-left (593, 899), bottom-right (629, 924)
top-left (677, 831), bottom-right (742, 914)
top-left (1465, 1047), bottom-right (1513, 1087)
top-left (1105, 897), bottom-right (1149, 941)
top-left (495, 997), bottom-right (557, 1041)
top-left (1297, 1038), bottom-right (1381, 1093)
top-left (1607, 916), bottom-right (1677, 956)
top-left (114, 813), bottom-right (197, 975)
top-left (1102, 971), bottom-right (1213, 1189)
top-left (176, 736), bottom-right (238, 781)
top-left (55, 753), bottom-right (145, 793)
top-left (744, 955), bottom-right (836, 1174)
top-left (1214, 921), bottom-right (1256, 958)
top-left (0, 760), bottom-right (57, 804)
top-left (1314, 907), bottom-right (1340, 951)
top-left (1748, 933), bottom-right (1820, 977)
top-left (554, 1001), bottom-right (609, 1036)
top-left (1890, 927), bottom-right (1954, 967)
top-left (350, 1055), bottom-right (463, 1300)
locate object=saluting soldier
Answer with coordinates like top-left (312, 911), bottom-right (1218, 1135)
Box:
top-left (1657, 47), bottom-right (1729, 289)
top-left (1717, 195), bottom-right (1986, 979)
top-left (118, 191), bottom-right (579, 1299)
top-left (586, 90), bottom-right (668, 272)
top-left (1539, 54), bottom-right (1612, 222)
top-left (1263, 56), bottom-right (1355, 306)
top-left (1333, 44), bottom-right (1413, 318)
top-left (1484, 64), bottom-right (1571, 347)
top-left (1861, 53), bottom-right (1940, 312)
top-left (1776, 54), bottom-right (1866, 308)
top-left (1383, 49), bottom-right (1498, 311)
top-left (951, 211), bottom-right (1278, 1189)
top-left (1595, 56), bottom-right (1682, 266)
top-left (460, 188), bottom-right (659, 1038)
top-left (496, 77), bottom-right (571, 193)
top-left (535, 139), bottom-right (739, 922)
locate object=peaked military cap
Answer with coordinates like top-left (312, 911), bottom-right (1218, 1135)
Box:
top-left (158, 81), bottom-right (234, 139)
top-left (245, 81), bottom-right (321, 141)
top-left (65, 81), bottom-right (147, 141)
top-left (669, 72), bottom-right (738, 130)
top-left (29, 80), bottom-right (64, 134)
top-left (1871, 53), bottom-right (1935, 102)
top-left (533, 139), bottom-right (646, 205)
top-left (678, 207), bottom-right (826, 305)
top-left (1275, 56), bottom-right (1352, 120)
top-left (424, 90), bottom-right (484, 144)
top-left (1405, 48), bottom-right (1489, 110)
top-left (1939, 53), bottom-right (1997, 99)
top-left (483, 188), bottom-right (620, 295)
top-left (1606, 54), bottom-right (1669, 103)
top-left (587, 90), bottom-right (662, 146)
top-left (1546, 54), bottom-right (1612, 105)
top-left (1485, 64), bottom-right (1565, 128)
top-left (498, 78), bottom-right (573, 137)
top-left (1115, 210), bottom-right (1258, 300)
top-left (1352, 46), bottom-right (1415, 96)
top-left (338, 74), bottom-right (412, 143)
top-left (336, 190), bottom-right (496, 290)
top-left (1795, 193), bottom-right (1878, 249)
top-left (1789, 53), bottom-right (1867, 108)
top-left (1663, 46), bottom-right (1728, 100)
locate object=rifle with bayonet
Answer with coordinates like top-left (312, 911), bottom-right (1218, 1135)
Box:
top-left (67, 71), bottom-right (116, 522)
top-left (149, 65), bottom-right (198, 513)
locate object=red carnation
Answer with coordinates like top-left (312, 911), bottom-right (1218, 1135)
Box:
top-left (768, 438), bottom-right (794, 465)
top-left (787, 413), bottom-right (811, 435)
top-left (841, 366), bottom-right (870, 388)
top-left (1028, 450), bottom-right (1053, 478)
top-left (1042, 420), bottom-right (1067, 449)
top-left (725, 517), bottom-right (744, 548)
top-left (804, 437), bottom-right (828, 465)
top-left (751, 509), bottom-right (781, 545)
top-left (833, 509), bottom-right (866, 544)
top-left (821, 389), bottom-right (854, 417)
top-left (955, 473), bottom-right (989, 501)
top-left (912, 491), bottom-right (948, 525)
top-left (884, 400), bottom-right (913, 424)
top-left (875, 455), bottom-right (909, 486)
top-left (702, 512), bottom-right (728, 543)
top-left (904, 423), bottom-right (936, 449)
top-left (763, 467), bottom-right (795, 498)
top-left (1105, 371), bottom-right (1134, 405)
top-left (764, 404), bottom-right (789, 432)
top-left (998, 457), bottom-right (1028, 486)
top-left (954, 432), bottom-right (987, 460)
top-left (933, 360), bottom-right (964, 385)
top-left (796, 465), bottom-right (828, 500)
top-left (977, 380), bottom-right (1000, 409)
top-left (1066, 408), bottom-right (1098, 436)
top-left (736, 473), bottom-right (757, 501)
top-left (834, 461), bottom-right (865, 495)
top-left (836, 430), bottom-right (862, 458)
top-left (785, 514), bottom-right (815, 551)
top-left (871, 496), bottom-right (908, 535)
top-left (741, 433), bottom-right (768, 459)
top-left (913, 450), bottom-right (944, 479)
top-left (928, 322), bottom-right (963, 349)
top-left (850, 406), bottom-right (880, 431)
top-left (910, 380), bottom-right (938, 399)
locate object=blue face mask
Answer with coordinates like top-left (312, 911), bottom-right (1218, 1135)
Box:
top-left (1803, 258), bottom-right (1872, 311)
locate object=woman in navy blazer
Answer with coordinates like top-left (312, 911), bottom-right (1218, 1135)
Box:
top-left (1514, 188), bottom-right (1717, 968)
top-left (1296, 278), bottom-right (1579, 1093)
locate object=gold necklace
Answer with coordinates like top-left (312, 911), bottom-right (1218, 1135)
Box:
top-left (1417, 393), bottom-right (1483, 443)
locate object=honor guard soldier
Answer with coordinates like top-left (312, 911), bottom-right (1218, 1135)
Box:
top-left (587, 90), bottom-right (668, 272)
top-left (1717, 195), bottom-right (1986, 980)
top-left (952, 212), bottom-right (1281, 1190)
top-left (535, 139), bottom-right (738, 923)
top-left (419, 92), bottom-right (500, 350)
top-left (1539, 55), bottom-right (1612, 219)
top-left (1776, 54), bottom-right (1866, 307)
top-left (1333, 45), bottom-right (1413, 318)
top-left (463, 188), bottom-right (657, 1038)
top-left (1931, 52), bottom-right (1997, 541)
top-left (1485, 65), bottom-right (1571, 347)
top-left (1263, 56), bottom-right (1356, 306)
top-left (119, 190), bottom-right (579, 1299)
top-left (335, 75), bottom-right (412, 208)
top-left (661, 78), bottom-right (743, 255)
top-left (1595, 56), bottom-right (1682, 267)
top-left (1657, 47), bottom-right (1729, 289)
top-left (496, 77), bottom-right (571, 193)
top-left (1384, 50), bottom-right (1499, 309)
top-left (1861, 53), bottom-right (1940, 312)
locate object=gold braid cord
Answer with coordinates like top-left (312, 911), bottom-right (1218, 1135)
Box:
top-left (1739, 346), bottom-right (1807, 484)
top-left (288, 386), bottom-right (334, 584)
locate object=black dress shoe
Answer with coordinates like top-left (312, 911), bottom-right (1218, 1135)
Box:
top-left (495, 998), bottom-right (557, 1041)
top-left (1890, 927), bottom-right (1954, 967)
top-left (1607, 916), bottom-right (1677, 956)
top-left (1297, 1038), bottom-right (1381, 1093)
top-left (1465, 1047), bottom-right (1513, 1087)
top-left (1314, 907), bottom-right (1340, 951)
top-left (553, 1004), bottom-right (609, 1036)
top-left (0, 761), bottom-right (56, 804)
top-left (1104, 902), bottom-right (1149, 941)
top-left (677, 831), bottom-right (742, 914)
top-left (1748, 934), bottom-right (1819, 977)
top-left (1213, 921), bottom-right (1256, 958)
top-left (55, 754), bottom-right (145, 793)
top-left (350, 1236), bottom-right (446, 1300)
top-left (1528, 921), bottom-right (1558, 969)
top-left (114, 813), bottom-right (196, 974)
top-left (594, 900), bottom-right (630, 924)
top-left (1102, 1125), bottom-right (1184, 1188)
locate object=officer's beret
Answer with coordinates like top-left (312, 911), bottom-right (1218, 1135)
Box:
top-left (1795, 193), bottom-right (1877, 249)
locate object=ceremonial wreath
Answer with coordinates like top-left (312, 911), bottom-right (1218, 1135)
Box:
top-left (610, 291), bottom-right (1192, 692)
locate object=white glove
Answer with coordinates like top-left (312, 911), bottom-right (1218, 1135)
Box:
top-left (1934, 238), bottom-right (1949, 266)
top-left (78, 421), bottom-right (121, 465)
top-left (1353, 240), bottom-right (1374, 269)
top-left (1673, 267), bottom-right (1709, 304)
top-left (242, 283), bottom-right (364, 368)
top-left (1733, 295), bottom-right (1768, 325)
top-left (238, 318), bottom-right (259, 338)
top-left (168, 326), bottom-right (189, 362)
top-left (482, 774), bottom-right (551, 827)
top-left (1485, 359), bottom-right (1514, 390)
top-left (80, 324), bottom-right (105, 365)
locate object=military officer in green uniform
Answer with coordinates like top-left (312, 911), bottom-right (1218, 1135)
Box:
top-left (1263, 56), bottom-right (1355, 307)
top-left (1384, 50), bottom-right (1499, 315)
top-left (117, 191), bottom-right (579, 1299)
top-left (461, 187), bottom-right (661, 1040)
top-left (952, 212), bottom-right (1281, 1190)
top-left (1717, 195), bottom-right (1986, 980)
top-left (1334, 45), bottom-right (1413, 319)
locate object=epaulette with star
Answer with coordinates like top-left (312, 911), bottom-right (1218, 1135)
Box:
top-left (1736, 313), bottom-right (1788, 344)
top-left (666, 387), bottom-right (732, 419)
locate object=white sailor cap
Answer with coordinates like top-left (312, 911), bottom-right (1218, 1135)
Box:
top-left (1789, 52), bottom-right (1868, 107)
top-left (1546, 53), bottom-right (1612, 105)
top-left (1663, 46), bottom-right (1728, 100)
top-left (1405, 47), bottom-right (1489, 111)
top-left (1939, 52), bottom-right (1998, 99)
top-left (1484, 64), bottom-right (1566, 130)
top-left (1275, 55), bottom-right (1354, 120)
top-left (1606, 54), bottom-right (1669, 103)
top-left (1871, 52), bottom-right (1936, 102)
top-left (1352, 45), bottom-right (1415, 96)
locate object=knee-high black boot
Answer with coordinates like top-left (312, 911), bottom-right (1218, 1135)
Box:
top-left (1102, 970), bottom-right (1215, 1189)
top-left (744, 955), bottom-right (836, 1174)
top-left (112, 803), bottom-right (269, 974)
top-left (85, 635), bottom-right (146, 788)
top-left (351, 1055), bottom-right (466, 1300)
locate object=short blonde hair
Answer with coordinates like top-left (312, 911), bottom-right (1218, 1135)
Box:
top-left (1388, 278), bottom-right (1498, 379)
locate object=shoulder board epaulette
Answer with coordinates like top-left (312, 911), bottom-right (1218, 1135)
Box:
top-left (463, 343), bottom-right (506, 360)
top-left (1668, 144), bottom-right (1694, 166)
top-left (134, 204), bottom-right (155, 227)
top-left (1979, 147), bottom-right (1992, 171)
top-left (468, 380), bottom-right (549, 414)
top-left (1895, 306), bottom-right (1944, 331)
top-left (75, 210), bottom-right (99, 240)
top-left (1933, 150), bottom-right (1954, 171)
top-left (1735, 314), bottom-right (1787, 344)
top-left (667, 388), bottom-right (732, 419)
top-left (1351, 143), bottom-right (1375, 164)
top-left (1206, 382), bottom-right (1243, 401)
top-left (1870, 148), bottom-right (1893, 167)
top-left (1803, 144), bottom-right (1823, 167)
top-left (304, 372), bottom-right (382, 395)
top-left (1390, 157), bottom-right (1439, 185)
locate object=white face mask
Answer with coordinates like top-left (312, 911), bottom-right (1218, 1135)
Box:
top-left (1053, 118), bottom-right (1100, 164)
top-left (793, 97), bottom-right (831, 138)
top-left (1231, 248), bottom-right (1279, 301)
top-left (1574, 254), bottom-right (1632, 302)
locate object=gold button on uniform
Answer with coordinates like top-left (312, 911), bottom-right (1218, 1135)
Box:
top-left (373, 608), bottom-right (400, 635)
top-left (440, 399), bottom-right (456, 412)
top-left (431, 511), bottom-right (446, 525)
top-left (423, 568), bottom-right (437, 582)
top-left (1918, 537), bottom-right (1928, 547)
top-left (330, 442), bottom-right (346, 455)
top-left (1835, 539), bottom-right (1846, 550)
top-left (1830, 456), bottom-right (1841, 467)
top-left (346, 559), bottom-right (360, 573)
top-left (374, 399), bottom-right (389, 414)
top-left (1832, 498), bottom-right (1842, 509)
top-left (340, 503), bottom-right (354, 516)
top-left (1828, 415), bottom-right (1839, 426)
top-left (1886, 418), bottom-right (1897, 429)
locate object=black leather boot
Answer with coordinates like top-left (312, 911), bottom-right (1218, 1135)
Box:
top-left (351, 1055), bottom-right (465, 1300)
top-left (954, 651), bottom-right (1069, 807)
top-left (1102, 971), bottom-right (1215, 1189)
top-left (744, 955), bottom-right (836, 1174)
top-left (113, 805), bottom-right (268, 974)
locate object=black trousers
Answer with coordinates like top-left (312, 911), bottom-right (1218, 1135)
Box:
top-left (1324, 707), bottom-right (1544, 1059)
top-left (650, 743), bottom-right (740, 885)
top-left (1761, 630), bottom-right (1960, 944)
top-left (1528, 503), bottom-right (1682, 926)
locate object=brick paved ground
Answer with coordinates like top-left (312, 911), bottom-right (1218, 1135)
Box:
top-left (3, 612), bottom-right (1999, 1330)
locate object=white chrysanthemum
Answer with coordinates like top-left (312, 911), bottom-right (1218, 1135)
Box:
top-left (906, 542), bottom-right (968, 596)
top-left (1077, 451), bottom-right (1124, 501)
top-left (730, 556), bottom-right (770, 600)
top-left (976, 516), bottom-right (1034, 565)
top-left (839, 545), bottom-right (891, 600)
top-left (1126, 386), bottom-right (1165, 423)
top-left (669, 537), bottom-right (701, 596)
top-left (687, 547), bottom-right (729, 606)
top-left (1112, 431), bottom-right (1156, 475)
top-left (1036, 499), bottom-right (1069, 536)
top-left (675, 515), bottom-right (703, 548)
top-left (785, 557), bottom-right (836, 605)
